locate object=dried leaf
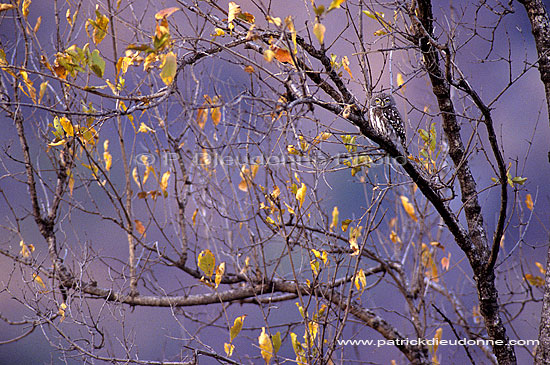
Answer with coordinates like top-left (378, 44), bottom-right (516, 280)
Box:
top-left (215, 262), bottom-right (225, 288)
top-left (33, 15), bottom-right (41, 33)
top-left (32, 273), bottom-right (46, 288)
top-left (244, 65), bottom-right (254, 73)
top-left (342, 56), bottom-right (353, 78)
top-left (155, 7), bottom-right (180, 20)
top-left (160, 171), bottom-right (170, 196)
top-left (354, 268), bottom-right (367, 293)
top-left (196, 108), bottom-right (207, 129)
top-left (134, 219), bottom-right (146, 237)
top-left (400, 195), bottom-right (418, 222)
top-left (58, 302), bottom-right (67, 322)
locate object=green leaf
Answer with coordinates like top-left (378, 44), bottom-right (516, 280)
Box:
top-left (88, 6), bottom-right (109, 45)
top-left (272, 332), bottom-right (282, 353)
top-left (89, 49), bottom-right (105, 78)
top-left (511, 176), bottom-right (527, 185)
top-left (160, 52), bottom-right (177, 85)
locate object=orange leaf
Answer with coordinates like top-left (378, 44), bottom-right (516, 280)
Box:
top-left (525, 193), bottom-right (533, 211)
top-left (400, 195), bottom-right (418, 222)
top-left (134, 219), bottom-right (146, 237)
top-left (271, 46), bottom-right (293, 64)
top-left (196, 108), bottom-right (208, 129)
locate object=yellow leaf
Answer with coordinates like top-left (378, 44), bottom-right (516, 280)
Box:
top-left (58, 302), bottom-right (67, 322)
top-left (215, 262), bottom-right (225, 288)
top-left (228, 2), bottom-right (241, 29)
top-left (244, 65), bottom-right (254, 73)
top-left (230, 315), bottom-right (246, 342)
top-left (33, 15), bottom-right (41, 33)
top-left (373, 29), bottom-right (388, 36)
top-left (258, 327), bottom-right (273, 364)
top-left (363, 10), bottom-right (385, 20)
top-left (138, 122), bottom-right (155, 133)
top-left (134, 219), bottom-right (146, 237)
top-left (329, 206), bottom-right (339, 231)
top-left (196, 108), bottom-right (207, 129)
top-left (285, 16), bottom-right (297, 53)
top-left (536, 261), bottom-right (546, 275)
top-left (313, 22), bottom-right (326, 45)
top-left (263, 49), bottom-right (275, 62)
top-left (212, 28), bottom-right (225, 37)
top-left (19, 240), bottom-right (34, 258)
top-left (397, 73), bottom-right (406, 91)
top-left (32, 273), bottom-right (46, 288)
top-left (155, 6), bottom-right (180, 20)
top-left (160, 52), bottom-right (177, 85)
top-left (38, 81), bottom-right (48, 104)
top-left (0, 4), bottom-right (16, 12)
top-left (327, 0), bottom-right (346, 11)
top-left (296, 183), bottom-right (306, 208)
top-left (160, 171), bottom-right (170, 196)
top-left (66, 8), bottom-right (72, 26)
top-left (354, 268), bottom-right (366, 293)
top-left (341, 218), bottom-right (351, 232)
top-left (58, 117), bottom-right (74, 137)
top-left (310, 259), bottom-right (320, 275)
top-left (266, 16), bottom-right (281, 26)
top-left (198, 249), bottom-right (216, 277)
top-left (132, 167), bottom-right (140, 187)
top-left (525, 193), bottom-right (533, 211)
top-left (272, 332), bottom-right (281, 354)
top-left (349, 225), bottom-right (362, 255)
top-left (433, 328), bottom-right (443, 354)
top-left (22, 0), bottom-right (31, 19)
top-left (88, 5), bottom-right (109, 45)
top-left (103, 150), bottom-right (112, 171)
top-left (400, 195), bottom-right (418, 222)
top-left (224, 343), bottom-right (235, 357)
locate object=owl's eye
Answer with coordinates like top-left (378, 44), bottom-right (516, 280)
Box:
top-left (374, 98), bottom-right (381, 104)
top-left (384, 97), bottom-right (391, 103)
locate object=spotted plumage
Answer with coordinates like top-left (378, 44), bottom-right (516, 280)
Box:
top-left (368, 93), bottom-right (407, 150)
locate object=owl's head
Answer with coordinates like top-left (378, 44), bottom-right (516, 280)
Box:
top-left (370, 93), bottom-right (395, 109)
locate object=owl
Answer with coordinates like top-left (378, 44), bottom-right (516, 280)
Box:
top-left (368, 93), bottom-right (407, 150)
